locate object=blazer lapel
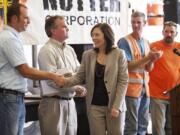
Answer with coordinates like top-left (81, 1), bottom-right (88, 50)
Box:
top-left (105, 51), bottom-right (113, 78)
top-left (90, 51), bottom-right (97, 79)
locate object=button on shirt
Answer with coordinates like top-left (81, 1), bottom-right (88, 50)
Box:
top-left (0, 26), bottom-right (27, 92)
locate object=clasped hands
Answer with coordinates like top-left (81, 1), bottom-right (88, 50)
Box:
top-left (53, 73), bottom-right (86, 97)
top-left (148, 49), bottom-right (163, 62)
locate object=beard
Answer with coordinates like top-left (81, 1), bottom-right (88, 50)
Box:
top-left (164, 37), bottom-right (173, 44)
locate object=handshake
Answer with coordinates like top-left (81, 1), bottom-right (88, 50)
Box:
top-left (51, 73), bottom-right (87, 97)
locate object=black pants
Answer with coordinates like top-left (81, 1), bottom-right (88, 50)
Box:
top-left (74, 97), bottom-right (90, 135)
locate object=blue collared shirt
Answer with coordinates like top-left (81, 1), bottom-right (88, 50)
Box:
top-left (0, 26), bottom-right (27, 92)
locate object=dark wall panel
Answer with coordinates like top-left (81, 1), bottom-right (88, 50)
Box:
top-left (164, 0), bottom-right (180, 24)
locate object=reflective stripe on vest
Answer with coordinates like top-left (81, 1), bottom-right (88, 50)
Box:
top-left (129, 68), bottom-right (144, 73)
top-left (125, 34), bottom-right (150, 97)
top-left (129, 78), bottom-right (144, 84)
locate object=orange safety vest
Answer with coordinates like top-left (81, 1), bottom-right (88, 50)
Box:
top-left (125, 34), bottom-right (150, 97)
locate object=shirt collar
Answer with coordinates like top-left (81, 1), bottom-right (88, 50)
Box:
top-left (4, 25), bottom-right (19, 38)
top-left (49, 38), bottom-right (66, 49)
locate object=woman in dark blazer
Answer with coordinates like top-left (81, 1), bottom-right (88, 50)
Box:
top-left (64, 23), bottom-right (128, 135)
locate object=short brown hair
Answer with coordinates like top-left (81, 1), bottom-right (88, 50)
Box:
top-left (7, 3), bottom-right (27, 23)
top-left (163, 21), bottom-right (177, 29)
top-left (131, 11), bottom-right (146, 21)
top-left (45, 15), bottom-right (64, 37)
top-left (91, 23), bottom-right (115, 54)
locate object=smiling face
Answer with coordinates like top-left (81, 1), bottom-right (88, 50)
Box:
top-left (91, 27), bottom-right (106, 49)
top-left (90, 23), bottom-right (114, 54)
top-left (51, 18), bottom-right (69, 42)
top-left (16, 6), bottom-right (30, 32)
top-left (131, 16), bottom-right (145, 36)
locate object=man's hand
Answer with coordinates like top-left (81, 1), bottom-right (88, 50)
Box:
top-left (73, 85), bottom-right (87, 97)
top-left (110, 108), bottom-right (119, 118)
top-left (52, 74), bottom-right (65, 87)
top-left (144, 49), bottom-right (163, 71)
top-left (148, 50), bottom-right (163, 62)
top-left (63, 72), bottom-right (73, 77)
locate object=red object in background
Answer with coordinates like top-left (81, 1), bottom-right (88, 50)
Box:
top-left (147, 3), bottom-right (164, 25)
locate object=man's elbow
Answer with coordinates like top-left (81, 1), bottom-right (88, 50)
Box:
top-left (16, 64), bottom-right (31, 78)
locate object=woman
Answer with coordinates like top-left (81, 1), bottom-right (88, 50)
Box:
top-left (64, 23), bottom-right (128, 135)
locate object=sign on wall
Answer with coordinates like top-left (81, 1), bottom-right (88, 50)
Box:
top-left (25, 0), bottom-right (128, 44)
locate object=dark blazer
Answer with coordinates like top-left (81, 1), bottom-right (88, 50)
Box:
top-left (66, 48), bottom-right (128, 113)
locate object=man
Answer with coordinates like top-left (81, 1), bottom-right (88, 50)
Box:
top-left (118, 11), bottom-right (162, 135)
top-left (149, 21), bottom-right (180, 135)
top-left (38, 15), bottom-right (86, 135)
top-left (0, 4), bottom-right (63, 135)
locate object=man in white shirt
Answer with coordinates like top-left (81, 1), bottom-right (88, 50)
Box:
top-left (38, 15), bottom-right (86, 135)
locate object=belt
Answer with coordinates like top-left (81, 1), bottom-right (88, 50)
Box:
top-left (42, 95), bottom-right (72, 100)
top-left (0, 88), bottom-right (24, 96)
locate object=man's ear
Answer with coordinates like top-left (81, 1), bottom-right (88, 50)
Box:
top-left (11, 15), bottom-right (18, 24)
top-left (175, 31), bottom-right (178, 36)
top-left (51, 28), bottom-right (56, 35)
top-left (144, 20), bottom-right (146, 26)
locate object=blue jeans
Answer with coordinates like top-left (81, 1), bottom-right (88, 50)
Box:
top-left (124, 88), bottom-right (150, 135)
top-left (0, 92), bottom-right (25, 135)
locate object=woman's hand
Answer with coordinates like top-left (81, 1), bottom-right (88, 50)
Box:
top-left (110, 108), bottom-right (119, 118)
top-left (73, 85), bottom-right (87, 97)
